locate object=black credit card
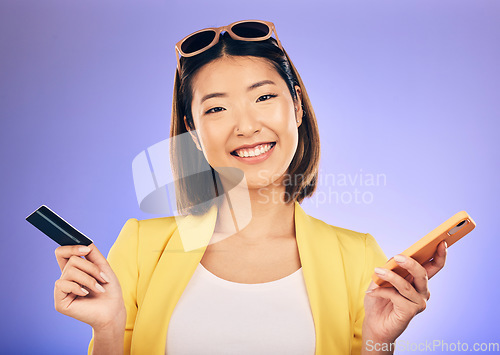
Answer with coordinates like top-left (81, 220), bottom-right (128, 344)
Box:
top-left (26, 205), bottom-right (93, 246)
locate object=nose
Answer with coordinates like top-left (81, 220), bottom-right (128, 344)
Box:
top-left (234, 108), bottom-right (261, 135)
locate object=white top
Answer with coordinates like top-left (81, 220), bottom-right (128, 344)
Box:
top-left (165, 262), bottom-right (316, 355)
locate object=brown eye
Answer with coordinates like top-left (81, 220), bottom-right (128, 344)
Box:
top-left (205, 107), bottom-right (225, 115)
top-left (257, 94), bottom-right (277, 102)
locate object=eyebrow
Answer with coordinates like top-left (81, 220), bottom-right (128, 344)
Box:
top-left (200, 80), bottom-right (277, 104)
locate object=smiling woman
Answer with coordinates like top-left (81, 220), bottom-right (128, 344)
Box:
top-left (50, 19), bottom-right (447, 355)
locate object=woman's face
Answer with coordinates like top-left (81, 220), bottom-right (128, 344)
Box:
top-left (185, 55), bottom-right (303, 190)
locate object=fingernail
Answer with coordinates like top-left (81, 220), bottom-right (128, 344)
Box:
top-left (95, 283), bottom-right (106, 293)
top-left (79, 246), bottom-right (91, 253)
top-left (81, 287), bottom-right (89, 295)
top-left (100, 272), bottom-right (110, 283)
top-left (366, 289), bottom-right (374, 294)
top-left (374, 267), bottom-right (387, 276)
top-left (444, 241), bottom-right (448, 249)
top-left (394, 254), bottom-right (406, 263)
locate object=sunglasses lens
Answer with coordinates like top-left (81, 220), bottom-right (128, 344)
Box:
top-left (181, 30), bottom-right (217, 54)
top-left (231, 21), bottom-right (270, 38)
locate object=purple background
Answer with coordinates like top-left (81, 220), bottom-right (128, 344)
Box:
top-left (2, 0), bottom-right (499, 353)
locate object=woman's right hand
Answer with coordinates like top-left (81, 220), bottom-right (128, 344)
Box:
top-left (54, 243), bottom-right (126, 331)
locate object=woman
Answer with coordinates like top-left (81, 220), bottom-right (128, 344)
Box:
top-left (53, 20), bottom-right (447, 355)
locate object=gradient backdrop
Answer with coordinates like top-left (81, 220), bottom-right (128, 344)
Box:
top-left (1, 0), bottom-right (499, 353)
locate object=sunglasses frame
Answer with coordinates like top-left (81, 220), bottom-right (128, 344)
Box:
top-left (175, 19), bottom-right (284, 74)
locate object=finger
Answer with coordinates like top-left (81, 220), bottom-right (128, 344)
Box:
top-left (54, 279), bottom-right (89, 307)
top-left (365, 280), bottom-right (380, 293)
top-left (393, 254), bottom-right (430, 299)
top-left (60, 265), bottom-right (106, 294)
top-left (373, 267), bottom-right (423, 305)
top-left (423, 240), bottom-right (447, 279)
top-left (55, 244), bottom-right (92, 272)
top-left (366, 285), bottom-right (426, 316)
top-left (65, 255), bottom-right (110, 285)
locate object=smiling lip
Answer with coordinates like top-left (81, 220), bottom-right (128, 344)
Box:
top-left (230, 142), bottom-right (276, 165)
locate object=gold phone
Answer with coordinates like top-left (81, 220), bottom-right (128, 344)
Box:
top-left (372, 211), bottom-right (476, 287)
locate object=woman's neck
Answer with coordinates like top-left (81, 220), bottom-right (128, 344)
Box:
top-left (213, 176), bottom-right (296, 244)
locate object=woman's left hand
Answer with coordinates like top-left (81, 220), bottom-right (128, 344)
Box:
top-left (362, 240), bottom-right (448, 346)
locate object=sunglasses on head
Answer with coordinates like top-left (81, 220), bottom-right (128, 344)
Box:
top-left (175, 19), bottom-right (284, 74)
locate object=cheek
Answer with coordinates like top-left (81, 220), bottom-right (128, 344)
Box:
top-left (276, 97), bottom-right (297, 125)
top-left (278, 107), bottom-right (300, 153)
top-left (197, 123), bottom-right (229, 159)
top-left (275, 105), bottom-right (298, 137)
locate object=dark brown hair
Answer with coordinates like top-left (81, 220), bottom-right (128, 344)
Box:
top-left (170, 31), bottom-right (320, 215)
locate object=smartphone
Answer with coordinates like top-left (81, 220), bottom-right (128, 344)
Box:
top-left (26, 205), bottom-right (93, 246)
top-left (372, 211), bottom-right (476, 287)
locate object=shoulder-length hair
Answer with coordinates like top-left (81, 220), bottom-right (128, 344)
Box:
top-left (170, 31), bottom-right (320, 216)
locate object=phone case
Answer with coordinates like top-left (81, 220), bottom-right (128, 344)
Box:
top-left (372, 211), bottom-right (476, 287)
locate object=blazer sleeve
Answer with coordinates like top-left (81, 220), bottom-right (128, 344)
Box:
top-left (87, 218), bottom-right (139, 355)
top-left (351, 233), bottom-right (388, 355)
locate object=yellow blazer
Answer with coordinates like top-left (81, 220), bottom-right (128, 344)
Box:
top-left (88, 201), bottom-right (387, 354)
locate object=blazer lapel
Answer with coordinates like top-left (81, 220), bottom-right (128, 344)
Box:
top-left (294, 202), bottom-right (351, 354)
top-left (131, 203), bottom-right (218, 354)
top-left (131, 201), bottom-right (350, 355)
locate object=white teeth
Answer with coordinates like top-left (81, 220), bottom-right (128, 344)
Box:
top-left (235, 143), bottom-right (273, 158)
